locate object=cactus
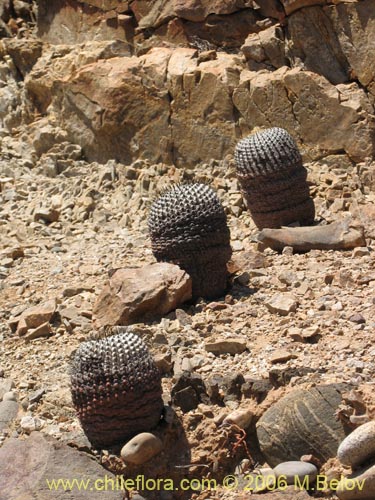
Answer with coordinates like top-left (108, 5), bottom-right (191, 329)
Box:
top-left (235, 127), bottom-right (315, 229)
top-left (148, 183), bottom-right (232, 299)
top-left (70, 330), bottom-right (163, 448)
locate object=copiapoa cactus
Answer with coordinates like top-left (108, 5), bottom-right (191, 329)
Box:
top-left (148, 183), bottom-right (232, 299)
top-left (70, 330), bottom-right (163, 448)
top-left (234, 127), bottom-right (315, 229)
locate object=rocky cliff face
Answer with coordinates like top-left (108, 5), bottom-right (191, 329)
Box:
top-left (0, 0), bottom-right (374, 166)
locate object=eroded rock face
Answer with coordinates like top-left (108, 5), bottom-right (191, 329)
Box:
top-left (37, 0), bottom-right (134, 44)
top-left (2, 0), bottom-right (375, 166)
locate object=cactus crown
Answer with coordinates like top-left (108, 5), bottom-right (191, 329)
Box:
top-left (234, 127), bottom-right (302, 177)
top-left (70, 332), bottom-right (160, 400)
top-left (148, 182), bottom-right (227, 238)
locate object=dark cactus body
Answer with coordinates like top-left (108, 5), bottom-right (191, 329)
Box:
top-left (148, 183), bottom-right (232, 299)
top-left (235, 127), bottom-right (315, 229)
top-left (70, 331), bottom-right (163, 448)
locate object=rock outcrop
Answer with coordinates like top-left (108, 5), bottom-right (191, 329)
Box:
top-left (1, 0), bottom-right (375, 165)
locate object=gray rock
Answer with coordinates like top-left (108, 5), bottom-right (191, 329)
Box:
top-left (257, 384), bottom-right (349, 467)
top-left (0, 400), bottom-right (18, 431)
top-left (20, 416), bottom-right (44, 433)
top-left (273, 461), bottom-right (318, 485)
top-left (0, 378), bottom-right (15, 400)
top-left (337, 461), bottom-right (375, 500)
top-left (265, 294), bottom-right (298, 316)
top-left (0, 432), bottom-right (123, 499)
top-left (338, 421), bottom-right (375, 468)
top-left (205, 338), bottom-right (247, 355)
top-left (2, 391), bottom-right (17, 402)
top-left (121, 432), bottom-right (163, 465)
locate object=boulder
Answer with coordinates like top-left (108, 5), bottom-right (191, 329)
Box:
top-left (54, 51), bottom-right (172, 164)
top-left (257, 384), bottom-right (350, 467)
top-left (15, 299), bottom-right (56, 336)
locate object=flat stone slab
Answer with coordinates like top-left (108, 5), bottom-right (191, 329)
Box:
top-left (0, 432), bottom-right (123, 499)
top-left (258, 219), bottom-right (366, 253)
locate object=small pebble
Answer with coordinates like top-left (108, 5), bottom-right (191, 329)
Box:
top-left (20, 416), bottom-right (44, 433)
top-left (349, 314), bottom-right (366, 324)
top-left (273, 461), bottom-right (318, 485)
top-left (121, 432), bottom-right (163, 465)
top-left (223, 407), bottom-right (253, 430)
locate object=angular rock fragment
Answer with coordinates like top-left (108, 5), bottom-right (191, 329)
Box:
top-left (92, 262), bottom-right (192, 328)
top-left (265, 294), bottom-right (298, 316)
top-left (70, 330), bottom-right (163, 448)
top-left (235, 127), bottom-right (315, 229)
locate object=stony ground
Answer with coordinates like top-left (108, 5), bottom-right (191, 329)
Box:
top-left (1, 135), bottom-right (375, 499)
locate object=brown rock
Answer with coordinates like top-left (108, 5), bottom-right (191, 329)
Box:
top-left (167, 50), bottom-right (241, 166)
top-left (183, 10), bottom-right (262, 48)
top-left (55, 52), bottom-right (172, 164)
top-left (269, 350), bottom-right (297, 364)
top-left (241, 25), bottom-right (286, 68)
top-left (280, 0), bottom-right (327, 16)
top-left (34, 207), bottom-right (60, 223)
top-left (265, 294), bottom-right (298, 316)
top-left (174, 0), bottom-right (247, 22)
top-left (3, 39), bottom-right (43, 76)
top-left (258, 219), bottom-right (366, 252)
top-left (25, 40), bottom-right (133, 115)
top-left (24, 322), bottom-right (53, 341)
top-left (0, 378), bottom-right (15, 400)
top-left (231, 249), bottom-right (269, 272)
top-left (16, 299), bottom-right (56, 336)
top-left (37, 0), bottom-right (134, 44)
top-left (92, 263), bottom-right (192, 327)
top-left (286, 7), bottom-right (348, 84)
top-left (233, 67), bottom-right (375, 162)
top-left (120, 432), bottom-right (163, 465)
top-left (326, 0), bottom-right (375, 94)
top-left (0, 401), bottom-right (18, 431)
top-left (204, 338), bottom-right (247, 355)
